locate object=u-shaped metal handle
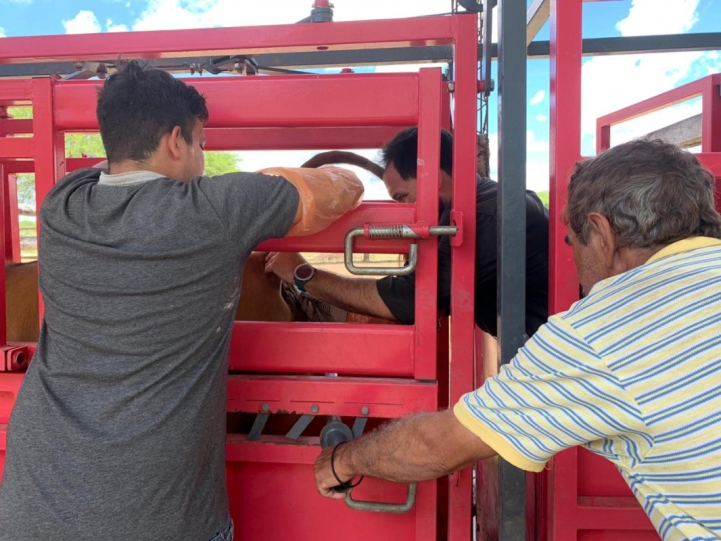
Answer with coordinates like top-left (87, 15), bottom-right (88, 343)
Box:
top-left (344, 483), bottom-right (417, 513)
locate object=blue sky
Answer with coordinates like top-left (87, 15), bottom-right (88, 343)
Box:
top-left (1, 0), bottom-right (719, 193)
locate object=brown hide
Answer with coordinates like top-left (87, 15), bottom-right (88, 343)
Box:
top-left (233, 252), bottom-right (292, 322)
top-left (4, 254), bottom-right (291, 344)
top-left (5, 262), bottom-right (40, 343)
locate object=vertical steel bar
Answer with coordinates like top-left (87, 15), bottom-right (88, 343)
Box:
top-left (497, 0), bottom-right (528, 538)
top-left (547, 0), bottom-right (584, 539)
top-left (0, 163), bottom-right (6, 346)
top-left (447, 14), bottom-right (479, 541)
top-left (4, 172), bottom-right (22, 263)
top-left (701, 76), bottom-right (721, 153)
top-left (31, 79), bottom-right (65, 324)
top-left (414, 68), bottom-right (443, 382)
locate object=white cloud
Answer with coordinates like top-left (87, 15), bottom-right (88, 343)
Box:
top-left (529, 90), bottom-right (546, 106)
top-left (487, 133), bottom-right (550, 191)
top-left (0, 27), bottom-right (5, 38)
top-left (7, 0), bottom-right (33, 4)
top-left (106, 19), bottom-right (129, 32)
top-left (62, 10), bottom-right (101, 34)
top-left (133, 0), bottom-right (453, 31)
top-left (63, 11), bottom-right (131, 35)
top-left (527, 130), bottom-right (549, 152)
top-left (536, 114), bottom-right (548, 122)
top-left (581, 0), bottom-right (714, 153)
top-left (616, 0), bottom-right (699, 36)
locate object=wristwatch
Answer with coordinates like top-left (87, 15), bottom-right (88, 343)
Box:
top-left (293, 263), bottom-right (316, 292)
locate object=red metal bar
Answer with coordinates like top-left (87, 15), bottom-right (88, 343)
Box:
top-left (547, 0), bottom-right (584, 540)
top-left (0, 373), bottom-right (23, 422)
top-left (0, 138), bottom-right (34, 160)
top-left (3, 172), bottom-right (21, 263)
top-left (0, 121), bottom-right (406, 152)
top-left (446, 14), bottom-right (479, 541)
top-left (259, 203), bottom-right (415, 253)
top-left (697, 152), bottom-right (721, 175)
top-left (0, 164), bottom-right (5, 344)
top-left (413, 68), bottom-right (442, 381)
top-left (228, 322), bottom-right (415, 376)
top-left (0, 161), bottom-right (33, 174)
top-left (30, 79), bottom-right (64, 324)
top-left (228, 375), bottom-right (437, 418)
top-left (701, 75), bottom-right (721, 153)
top-left (596, 75), bottom-right (713, 134)
top-left (0, 119), bottom-right (33, 136)
top-left (0, 80), bottom-right (33, 105)
top-left (0, 17), bottom-right (457, 65)
top-left (54, 75), bottom-right (420, 130)
top-left (202, 126), bottom-right (406, 151)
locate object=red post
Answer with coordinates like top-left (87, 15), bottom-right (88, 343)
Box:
top-left (414, 68), bottom-right (442, 381)
top-left (31, 79), bottom-right (65, 324)
top-left (546, 0), bottom-right (583, 539)
top-left (702, 74), bottom-right (721, 153)
top-left (447, 14), bottom-right (479, 541)
top-left (3, 172), bottom-right (22, 263)
top-left (0, 163), bottom-right (6, 347)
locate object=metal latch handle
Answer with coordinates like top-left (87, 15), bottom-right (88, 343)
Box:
top-left (343, 225), bottom-right (457, 276)
top-left (345, 482), bottom-right (417, 513)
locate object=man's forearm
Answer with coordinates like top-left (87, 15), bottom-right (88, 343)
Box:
top-left (335, 410), bottom-right (496, 484)
top-left (304, 269), bottom-right (396, 321)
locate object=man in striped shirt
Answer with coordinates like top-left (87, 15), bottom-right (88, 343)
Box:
top-left (314, 139), bottom-right (721, 541)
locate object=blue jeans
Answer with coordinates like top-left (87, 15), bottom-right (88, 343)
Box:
top-left (208, 517), bottom-right (233, 541)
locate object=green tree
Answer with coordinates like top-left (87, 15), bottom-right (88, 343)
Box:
top-left (205, 152), bottom-right (241, 176)
top-left (6, 107), bottom-right (241, 204)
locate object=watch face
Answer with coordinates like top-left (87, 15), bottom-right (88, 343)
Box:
top-left (295, 264), bottom-right (314, 281)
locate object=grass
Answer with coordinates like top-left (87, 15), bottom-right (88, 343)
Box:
top-left (535, 191), bottom-right (549, 208)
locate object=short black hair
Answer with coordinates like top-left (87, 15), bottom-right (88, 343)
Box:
top-left (381, 127), bottom-right (453, 180)
top-left (96, 61), bottom-right (209, 163)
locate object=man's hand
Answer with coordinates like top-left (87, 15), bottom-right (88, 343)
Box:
top-left (314, 444), bottom-right (356, 500)
top-left (264, 252), bottom-right (307, 284)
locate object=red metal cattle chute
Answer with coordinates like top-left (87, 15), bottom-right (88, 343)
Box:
top-left (0, 15), bottom-right (479, 541)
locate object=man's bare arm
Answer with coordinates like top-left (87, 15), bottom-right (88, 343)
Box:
top-left (314, 409), bottom-right (496, 499)
top-left (264, 252), bottom-right (396, 321)
top-left (305, 269), bottom-right (395, 320)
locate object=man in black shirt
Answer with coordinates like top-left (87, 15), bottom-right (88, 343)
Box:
top-left (266, 128), bottom-right (549, 338)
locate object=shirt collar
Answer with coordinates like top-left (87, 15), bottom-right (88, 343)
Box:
top-left (646, 236), bottom-right (721, 264)
top-left (98, 170), bottom-right (164, 186)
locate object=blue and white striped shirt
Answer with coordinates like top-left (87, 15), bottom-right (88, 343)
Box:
top-left (455, 237), bottom-right (721, 541)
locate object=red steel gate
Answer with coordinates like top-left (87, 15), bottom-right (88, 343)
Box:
top-left (0, 15), bottom-right (479, 541)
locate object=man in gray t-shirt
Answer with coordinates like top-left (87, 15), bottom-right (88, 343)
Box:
top-left (0, 62), bottom-right (361, 541)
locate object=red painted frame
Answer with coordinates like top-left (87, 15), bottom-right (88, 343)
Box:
top-left (546, 3), bottom-right (721, 539)
top-left (0, 15), bottom-right (479, 541)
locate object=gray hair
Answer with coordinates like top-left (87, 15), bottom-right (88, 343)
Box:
top-left (565, 139), bottom-right (721, 248)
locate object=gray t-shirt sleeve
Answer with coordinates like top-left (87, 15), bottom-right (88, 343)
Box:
top-left (196, 172), bottom-right (299, 247)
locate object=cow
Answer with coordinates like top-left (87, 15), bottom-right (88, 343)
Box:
top-left (4, 151), bottom-right (384, 343)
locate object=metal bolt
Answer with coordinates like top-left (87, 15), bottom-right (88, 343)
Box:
top-left (447, 81), bottom-right (456, 92)
top-left (311, 404), bottom-right (319, 413)
top-left (361, 406), bottom-right (370, 415)
top-left (261, 403), bottom-right (270, 413)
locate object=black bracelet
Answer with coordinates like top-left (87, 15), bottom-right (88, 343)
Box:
top-left (331, 442), bottom-right (363, 489)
